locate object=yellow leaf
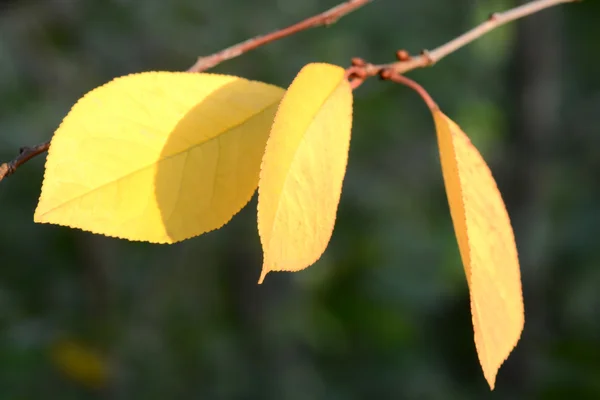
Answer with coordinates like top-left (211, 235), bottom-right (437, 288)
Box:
top-left (51, 339), bottom-right (109, 389)
top-left (433, 109), bottom-right (524, 389)
top-left (34, 72), bottom-right (284, 243)
top-left (257, 63), bottom-right (353, 283)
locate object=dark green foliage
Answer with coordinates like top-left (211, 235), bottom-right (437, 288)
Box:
top-left (0, 0), bottom-right (598, 398)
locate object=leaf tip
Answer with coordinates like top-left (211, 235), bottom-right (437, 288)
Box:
top-left (33, 205), bottom-right (48, 224)
top-left (484, 370), bottom-right (497, 391)
top-left (33, 211), bottom-right (42, 223)
top-left (258, 267), bottom-right (269, 284)
top-left (485, 311), bottom-right (524, 390)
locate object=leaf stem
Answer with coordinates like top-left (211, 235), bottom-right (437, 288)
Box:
top-left (384, 73), bottom-right (438, 111)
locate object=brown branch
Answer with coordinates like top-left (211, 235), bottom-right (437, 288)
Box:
top-left (187, 0), bottom-right (373, 72)
top-left (0, 0), bottom-right (579, 183)
top-left (348, 0), bottom-right (578, 87)
top-left (0, 141), bottom-right (50, 182)
top-left (0, 0), bottom-right (372, 183)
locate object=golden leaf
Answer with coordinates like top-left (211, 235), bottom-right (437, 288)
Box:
top-left (257, 63), bottom-right (353, 283)
top-left (433, 109), bottom-right (524, 389)
top-left (35, 72), bottom-right (284, 243)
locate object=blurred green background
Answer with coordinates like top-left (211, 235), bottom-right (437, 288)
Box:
top-left (1, 0), bottom-right (599, 398)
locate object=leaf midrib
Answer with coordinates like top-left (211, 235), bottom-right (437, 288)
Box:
top-left (39, 101), bottom-right (279, 217)
top-left (265, 81), bottom-right (342, 258)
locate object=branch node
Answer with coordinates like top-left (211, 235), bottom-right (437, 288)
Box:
top-left (395, 50), bottom-right (411, 61)
top-left (323, 16), bottom-right (339, 25)
top-left (351, 57), bottom-right (366, 67)
top-left (488, 12), bottom-right (500, 21)
top-left (379, 68), bottom-right (393, 80)
top-left (421, 49), bottom-right (435, 66)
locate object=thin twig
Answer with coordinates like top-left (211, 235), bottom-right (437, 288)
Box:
top-left (187, 0), bottom-right (373, 72)
top-left (0, 0), bottom-right (579, 183)
top-left (0, 0), bottom-right (372, 183)
top-left (418, 0), bottom-right (576, 69)
top-left (0, 141), bottom-right (50, 182)
top-left (349, 0), bottom-right (577, 85)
